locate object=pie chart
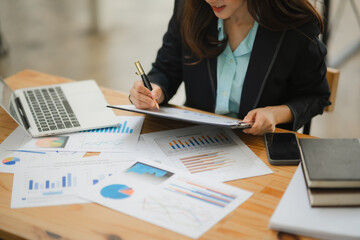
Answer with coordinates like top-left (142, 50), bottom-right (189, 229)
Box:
top-left (2, 157), bottom-right (20, 165)
top-left (100, 184), bottom-right (134, 199)
top-left (36, 137), bottom-right (68, 148)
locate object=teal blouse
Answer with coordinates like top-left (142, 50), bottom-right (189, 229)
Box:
top-left (215, 19), bottom-right (258, 118)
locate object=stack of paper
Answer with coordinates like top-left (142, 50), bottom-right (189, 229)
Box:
top-left (0, 111), bottom-right (276, 239)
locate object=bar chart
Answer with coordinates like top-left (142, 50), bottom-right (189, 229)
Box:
top-left (179, 151), bottom-right (235, 174)
top-left (73, 117), bottom-right (143, 151)
top-left (81, 121), bottom-right (134, 134)
top-left (154, 130), bottom-right (236, 156)
top-left (27, 172), bottom-right (77, 196)
top-left (12, 164), bottom-right (130, 208)
top-left (92, 173), bottom-right (112, 185)
top-left (143, 125), bottom-right (273, 182)
top-left (18, 116), bottom-right (144, 152)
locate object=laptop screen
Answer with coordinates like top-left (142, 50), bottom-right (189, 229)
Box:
top-left (0, 78), bottom-right (23, 127)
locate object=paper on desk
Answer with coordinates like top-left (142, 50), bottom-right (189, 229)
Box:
top-left (269, 165), bottom-right (360, 240)
top-left (98, 136), bottom-right (156, 160)
top-left (0, 127), bottom-right (84, 173)
top-left (108, 105), bottom-right (251, 128)
top-left (15, 116), bottom-right (144, 152)
top-left (79, 159), bottom-right (253, 239)
top-left (0, 127), bottom-right (31, 173)
top-left (11, 152), bottom-right (140, 208)
top-left (141, 125), bottom-right (273, 182)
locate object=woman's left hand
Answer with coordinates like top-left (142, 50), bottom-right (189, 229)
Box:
top-left (242, 105), bottom-right (293, 135)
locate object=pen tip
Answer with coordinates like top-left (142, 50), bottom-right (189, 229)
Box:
top-left (154, 99), bottom-right (160, 109)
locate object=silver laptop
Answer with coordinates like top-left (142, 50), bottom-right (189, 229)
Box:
top-left (0, 78), bottom-right (118, 137)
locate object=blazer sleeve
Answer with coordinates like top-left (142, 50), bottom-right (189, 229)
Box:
top-left (147, 0), bottom-right (183, 104)
top-left (284, 33), bottom-right (331, 131)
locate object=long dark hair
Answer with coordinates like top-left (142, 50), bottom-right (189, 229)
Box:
top-left (181, 0), bottom-right (324, 63)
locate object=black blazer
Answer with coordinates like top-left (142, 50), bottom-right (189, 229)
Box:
top-left (148, 0), bottom-right (330, 131)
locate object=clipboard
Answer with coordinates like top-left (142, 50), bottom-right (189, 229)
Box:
top-left (107, 105), bottom-right (252, 129)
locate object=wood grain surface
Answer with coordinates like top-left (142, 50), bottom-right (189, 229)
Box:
top-left (0, 70), bottom-right (315, 240)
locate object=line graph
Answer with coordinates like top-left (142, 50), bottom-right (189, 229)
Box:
top-left (75, 118), bottom-right (141, 150)
top-left (142, 195), bottom-right (211, 228)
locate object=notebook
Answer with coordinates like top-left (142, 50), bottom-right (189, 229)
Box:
top-left (107, 105), bottom-right (252, 129)
top-left (307, 187), bottom-right (360, 207)
top-left (0, 78), bottom-right (118, 137)
top-left (299, 138), bottom-right (360, 188)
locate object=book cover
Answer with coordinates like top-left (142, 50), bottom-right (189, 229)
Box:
top-left (299, 138), bottom-right (360, 188)
top-left (307, 187), bottom-right (360, 207)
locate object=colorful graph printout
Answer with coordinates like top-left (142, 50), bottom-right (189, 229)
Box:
top-left (177, 151), bottom-right (234, 174)
top-left (92, 173), bottom-right (112, 185)
top-left (16, 116), bottom-right (144, 152)
top-left (79, 160), bottom-right (253, 239)
top-left (82, 120), bottom-right (134, 134)
top-left (11, 152), bottom-right (139, 208)
top-left (101, 184), bottom-right (134, 199)
top-left (142, 126), bottom-right (273, 182)
top-left (27, 172), bottom-right (76, 192)
top-left (2, 157), bottom-right (20, 165)
top-left (155, 130), bottom-right (235, 156)
top-left (36, 137), bottom-right (69, 148)
top-left (124, 162), bottom-right (174, 185)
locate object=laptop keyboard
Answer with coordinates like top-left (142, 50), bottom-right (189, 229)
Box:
top-left (24, 87), bottom-right (80, 132)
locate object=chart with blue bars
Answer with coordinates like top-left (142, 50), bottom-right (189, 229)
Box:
top-left (82, 121), bottom-right (134, 134)
top-left (27, 172), bottom-right (76, 196)
top-left (154, 129), bottom-right (236, 156)
top-left (92, 173), bottom-right (112, 185)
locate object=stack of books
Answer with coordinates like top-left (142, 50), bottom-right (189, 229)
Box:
top-left (299, 138), bottom-right (360, 207)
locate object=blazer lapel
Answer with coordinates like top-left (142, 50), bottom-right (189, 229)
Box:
top-left (207, 18), bottom-right (219, 112)
top-left (238, 26), bottom-right (285, 118)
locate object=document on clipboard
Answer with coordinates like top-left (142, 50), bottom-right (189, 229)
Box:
top-left (107, 105), bottom-right (252, 129)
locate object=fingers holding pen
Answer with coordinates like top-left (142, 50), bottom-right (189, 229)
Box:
top-left (130, 80), bottom-right (155, 109)
top-left (150, 83), bottom-right (164, 105)
top-left (130, 81), bottom-right (163, 109)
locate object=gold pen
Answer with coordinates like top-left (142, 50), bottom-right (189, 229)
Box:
top-left (134, 61), bottom-right (159, 109)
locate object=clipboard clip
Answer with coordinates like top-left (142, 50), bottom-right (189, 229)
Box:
top-left (232, 121), bottom-right (253, 129)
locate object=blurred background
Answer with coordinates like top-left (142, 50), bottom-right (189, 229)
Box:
top-left (0, 0), bottom-right (359, 138)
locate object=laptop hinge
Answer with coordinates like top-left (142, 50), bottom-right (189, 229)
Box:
top-left (15, 97), bottom-right (30, 129)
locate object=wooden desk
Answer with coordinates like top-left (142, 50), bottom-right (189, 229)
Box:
top-left (0, 70), bottom-right (314, 240)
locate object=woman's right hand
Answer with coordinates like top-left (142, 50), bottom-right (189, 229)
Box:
top-left (129, 80), bottom-right (164, 109)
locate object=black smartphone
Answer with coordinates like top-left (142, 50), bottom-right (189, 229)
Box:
top-left (264, 132), bottom-right (301, 165)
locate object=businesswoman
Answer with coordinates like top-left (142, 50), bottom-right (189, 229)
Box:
top-left (129, 0), bottom-right (330, 135)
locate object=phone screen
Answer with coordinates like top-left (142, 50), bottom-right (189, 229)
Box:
top-left (265, 133), bottom-right (301, 160)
